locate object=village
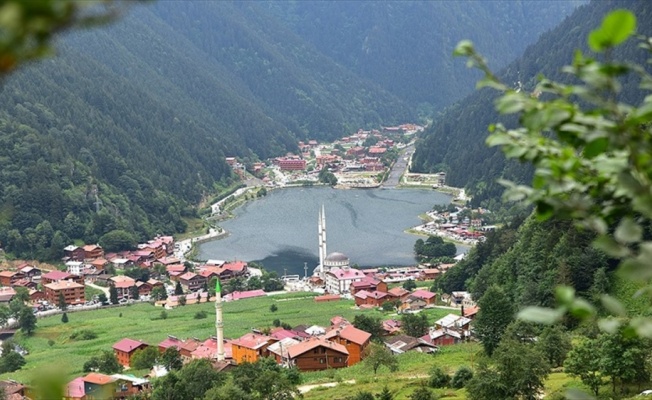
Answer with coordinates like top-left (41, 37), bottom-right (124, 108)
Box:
top-left (224, 123), bottom-right (424, 191)
top-left (0, 226), bottom-right (482, 399)
top-left (0, 123), bottom-right (490, 398)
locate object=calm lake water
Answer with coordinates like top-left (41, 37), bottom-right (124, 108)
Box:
top-left (198, 187), bottom-right (461, 275)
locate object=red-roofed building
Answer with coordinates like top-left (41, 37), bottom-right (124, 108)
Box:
top-left (224, 290), bottom-right (266, 302)
top-left (270, 328), bottom-right (300, 341)
top-left (314, 294), bottom-right (340, 302)
top-left (179, 272), bottom-right (206, 292)
top-left (0, 270), bottom-right (24, 287)
top-left (65, 377), bottom-right (86, 400)
top-left (421, 329), bottom-right (462, 347)
top-left (112, 339), bottom-right (148, 367)
top-left (81, 373), bottom-right (116, 399)
top-left (110, 276), bottom-right (136, 300)
top-left (166, 264), bottom-right (186, 276)
top-left (231, 333), bottom-right (274, 364)
top-left (277, 157), bottom-right (306, 171)
top-left (44, 280), bottom-right (85, 306)
top-left (382, 319), bottom-right (402, 335)
top-left (368, 146), bottom-right (387, 155)
top-left (191, 337), bottom-right (233, 361)
top-left (325, 267), bottom-right (365, 294)
top-left (41, 271), bottom-right (83, 286)
top-left (411, 289), bottom-right (437, 305)
top-left (83, 244), bottom-right (104, 260)
top-left (286, 337), bottom-right (348, 371)
top-left (323, 324), bottom-right (371, 366)
top-left (224, 261), bottom-right (247, 272)
top-left (350, 276), bottom-right (387, 295)
top-left (387, 287), bottom-right (410, 302)
top-left (463, 305), bottom-right (479, 320)
top-left (354, 290), bottom-right (389, 308)
top-left (158, 336), bottom-right (182, 354)
top-left (177, 338), bottom-right (202, 361)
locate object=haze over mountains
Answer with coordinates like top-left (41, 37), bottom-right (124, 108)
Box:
top-left (0, 1), bottom-right (584, 259)
top-left (412, 0), bottom-right (652, 208)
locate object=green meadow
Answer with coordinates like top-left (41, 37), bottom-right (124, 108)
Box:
top-left (3, 293), bottom-right (453, 383)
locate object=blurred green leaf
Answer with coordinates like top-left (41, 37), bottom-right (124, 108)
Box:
top-left (517, 306), bottom-right (565, 324)
top-left (588, 9), bottom-right (636, 52)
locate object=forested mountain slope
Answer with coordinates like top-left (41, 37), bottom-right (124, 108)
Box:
top-left (0, 1), bottom-right (414, 260)
top-left (439, 216), bottom-right (613, 308)
top-left (0, 1), bottom-right (585, 261)
top-left (261, 0), bottom-right (583, 111)
top-left (412, 0), bottom-right (652, 207)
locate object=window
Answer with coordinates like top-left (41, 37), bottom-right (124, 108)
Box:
top-left (320, 347), bottom-right (326, 354)
top-left (319, 358), bottom-right (326, 364)
top-left (334, 357), bottom-right (343, 363)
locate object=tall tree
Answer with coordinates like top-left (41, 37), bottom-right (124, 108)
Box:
top-left (537, 325), bottom-right (571, 368)
top-left (467, 339), bottom-right (549, 400)
top-left (402, 313), bottom-right (429, 338)
top-left (174, 281), bottom-right (184, 295)
top-left (58, 292), bottom-right (68, 311)
top-left (109, 284), bottom-right (119, 305)
top-left (363, 343), bottom-right (398, 375)
top-left (18, 307), bottom-right (37, 335)
top-left (473, 285), bottom-right (514, 356)
top-left (564, 338), bottom-right (605, 397)
top-left (160, 347), bottom-right (183, 371)
top-left (353, 315), bottom-right (383, 342)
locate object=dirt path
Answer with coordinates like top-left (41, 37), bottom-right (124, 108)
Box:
top-left (297, 379), bottom-right (356, 394)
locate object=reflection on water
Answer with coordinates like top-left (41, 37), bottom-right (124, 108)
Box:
top-left (199, 187), bottom-right (463, 275)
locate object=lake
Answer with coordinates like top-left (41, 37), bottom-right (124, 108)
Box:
top-left (198, 186), bottom-right (461, 275)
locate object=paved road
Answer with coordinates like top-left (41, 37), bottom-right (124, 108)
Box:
top-left (382, 144), bottom-right (414, 188)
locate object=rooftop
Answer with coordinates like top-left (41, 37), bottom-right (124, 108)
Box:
top-left (113, 338), bottom-right (148, 353)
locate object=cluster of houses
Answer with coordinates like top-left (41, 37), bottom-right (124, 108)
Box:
top-left (0, 235), bottom-right (254, 310)
top-left (225, 123), bottom-right (423, 188)
top-left (413, 206), bottom-right (497, 245)
top-left (55, 296), bottom-right (479, 400)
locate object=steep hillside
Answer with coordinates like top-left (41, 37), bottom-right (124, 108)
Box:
top-left (412, 0), bottom-right (652, 207)
top-left (261, 0), bottom-right (584, 111)
top-left (0, 1), bottom-right (592, 261)
top-left (439, 216), bottom-right (612, 308)
top-left (0, 1), bottom-right (414, 260)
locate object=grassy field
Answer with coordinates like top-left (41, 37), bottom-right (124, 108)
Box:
top-left (3, 293), bottom-right (453, 383)
top-left (301, 343), bottom-right (589, 400)
top-left (302, 343), bottom-right (480, 400)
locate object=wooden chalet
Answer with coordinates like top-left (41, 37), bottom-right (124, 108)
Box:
top-left (0, 270), bottom-right (25, 287)
top-left (231, 333), bottom-right (273, 364)
top-left (286, 338), bottom-right (348, 371)
top-left (323, 324), bottom-right (371, 366)
top-left (112, 338), bottom-right (148, 368)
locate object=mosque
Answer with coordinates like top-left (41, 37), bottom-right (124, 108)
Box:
top-left (316, 206), bottom-right (364, 294)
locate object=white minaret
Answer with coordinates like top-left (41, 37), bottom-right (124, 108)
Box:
top-left (319, 205), bottom-right (328, 276)
top-left (318, 208), bottom-right (323, 274)
top-left (215, 279), bottom-right (225, 361)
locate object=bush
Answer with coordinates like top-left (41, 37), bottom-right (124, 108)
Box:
top-left (70, 330), bottom-right (98, 341)
top-left (428, 366), bottom-right (450, 388)
top-left (160, 310), bottom-right (168, 320)
top-left (194, 311), bottom-right (207, 319)
top-left (451, 366), bottom-right (473, 388)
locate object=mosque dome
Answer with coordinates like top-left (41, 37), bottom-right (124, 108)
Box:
top-left (324, 252), bottom-right (350, 268)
